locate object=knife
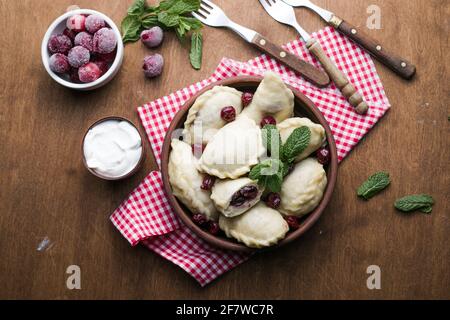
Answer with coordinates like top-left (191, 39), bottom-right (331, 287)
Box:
top-left (282, 0), bottom-right (416, 80)
top-left (192, 0), bottom-right (330, 87)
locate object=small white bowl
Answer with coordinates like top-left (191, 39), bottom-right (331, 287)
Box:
top-left (41, 9), bottom-right (124, 91)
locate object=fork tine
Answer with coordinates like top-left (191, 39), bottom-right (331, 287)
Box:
top-left (201, 0), bottom-right (215, 8)
top-left (199, 4), bottom-right (210, 14)
top-left (191, 11), bottom-right (206, 21)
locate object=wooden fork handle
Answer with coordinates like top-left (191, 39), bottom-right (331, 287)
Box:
top-left (251, 34), bottom-right (330, 88)
top-left (306, 38), bottom-right (369, 115)
top-left (332, 18), bottom-right (416, 80)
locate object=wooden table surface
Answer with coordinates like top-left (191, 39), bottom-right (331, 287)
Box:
top-left (0, 0), bottom-right (448, 300)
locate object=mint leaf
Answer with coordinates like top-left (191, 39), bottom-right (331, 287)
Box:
top-left (167, 0), bottom-right (201, 15)
top-left (158, 12), bottom-right (180, 27)
top-left (249, 159), bottom-right (285, 192)
top-left (190, 31), bottom-right (202, 70)
top-left (266, 174), bottom-right (283, 193)
top-left (357, 172), bottom-right (390, 200)
top-left (262, 124), bottom-right (282, 156)
top-left (394, 194), bottom-right (434, 213)
top-left (121, 15), bottom-right (142, 43)
top-left (128, 0), bottom-right (147, 16)
top-left (281, 126), bottom-right (311, 163)
top-left (142, 15), bottom-right (159, 28)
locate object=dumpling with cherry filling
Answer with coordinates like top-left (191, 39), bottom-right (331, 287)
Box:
top-left (197, 115), bottom-right (265, 179)
top-left (277, 117), bottom-right (326, 162)
top-left (279, 157), bottom-right (327, 217)
top-left (183, 86), bottom-right (243, 145)
top-left (211, 177), bottom-right (264, 218)
top-left (168, 139), bottom-right (219, 221)
top-left (219, 203), bottom-right (289, 248)
top-left (239, 72), bottom-right (294, 125)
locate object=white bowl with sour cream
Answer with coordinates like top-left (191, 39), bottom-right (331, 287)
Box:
top-left (82, 117), bottom-right (145, 180)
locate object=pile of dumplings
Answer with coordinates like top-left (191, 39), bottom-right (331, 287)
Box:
top-left (169, 72), bottom-right (328, 249)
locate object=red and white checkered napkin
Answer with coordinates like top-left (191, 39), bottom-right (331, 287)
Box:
top-left (111, 27), bottom-right (391, 286)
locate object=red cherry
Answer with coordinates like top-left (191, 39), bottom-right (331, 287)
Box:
top-left (208, 222), bottom-right (220, 235)
top-left (285, 216), bottom-right (300, 230)
top-left (265, 192), bottom-right (281, 209)
top-left (220, 106), bottom-right (236, 123)
top-left (241, 92), bottom-right (254, 107)
top-left (260, 116), bottom-right (276, 127)
top-left (201, 175), bottom-right (216, 191)
top-left (316, 147), bottom-right (331, 165)
top-left (192, 214), bottom-right (207, 227)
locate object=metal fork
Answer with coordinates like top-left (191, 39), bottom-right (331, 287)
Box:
top-left (192, 0), bottom-right (329, 87)
top-left (260, 0), bottom-right (369, 114)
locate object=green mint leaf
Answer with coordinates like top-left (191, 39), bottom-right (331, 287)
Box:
top-left (121, 15), bottom-right (142, 43)
top-left (158, 12), bottom-right (180, 27)
top-left (394, 194), bottom-right (434, 213)
top-left (249, 159), bottom-right (285, 192)
top-left (281, 126), bottom-right (311, 163)
top-left (266, 174), bottom-right (283, 193)
top-left (189, 31), bottom-right (202, 70)
top-left (142, 15), bottom-right (159, 29)
top-left (261, 125), bottom-right (282, 156)
top-left (357, 172), bottom-right (390, 200)
top-left (128, 0), bottom-right (147, 16)
top-left (167, 0), bottom-right (201, 15)
top-left (158, 0), bottom-right (179, 11)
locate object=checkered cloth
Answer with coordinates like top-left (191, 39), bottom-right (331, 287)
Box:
top-left (111, 27), bottom-right (391, 286)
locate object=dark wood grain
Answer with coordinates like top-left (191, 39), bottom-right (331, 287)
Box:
top-left (251, 34), bottom-right (330, 87)
top-left (336, 19), bottom-right (416, 79)
top-left (0, 0), bottom-right (448, 300)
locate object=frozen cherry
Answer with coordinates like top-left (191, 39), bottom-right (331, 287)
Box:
top-left (93, 28), bottom-right (117, 54)
top-left (68, 46), bottom-right (90, 68)
top-left (85, 14), bottom-right (106, 34)
top-left (201, 175), bottom-right (216, 191)
top-left (66, 14), bottom-right (86, 32)
top-left (49, 53), bottom-right (70, 74)
top-left (63, 28), bottom-right (77, 41)
top-left (143, 54), bottom-right (164, 78)
top-left (220, 106), bottom-right (236, 123)
top-left (260, 116), bottom-right (276, 128)
top-left (141, 27), bottom-right (164, 48)
top-left (192, 214), bottom-right (207, 227)
top-left (92, 59), bottom-right (109, 74)
top-left (208, 221), bottom-right (220, 235)
top-left (265, 192), bottom-right (281, 209)
top-left (285, 216), bottom-right (300, 230)
top-left (241, 92), bottom-right (253, 107)
top-left (78, 62), bottom-right (102, 83)
top-left (94, 49), bottom-right (116, 62)
top-left (74, 32), bottom-right (93, 52)
top-left (316, 147), bottom-right (331, 165)
top-left (48, 34), bottom-right (72, 54)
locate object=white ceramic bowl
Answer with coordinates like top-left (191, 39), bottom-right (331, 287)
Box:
top-left (41, 9), bottom-right (124, 91)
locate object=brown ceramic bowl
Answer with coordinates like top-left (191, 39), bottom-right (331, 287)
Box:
top-left (161, 76), bottom-right (338, 253)
top-left (81, 116), bottom-right (146, 181)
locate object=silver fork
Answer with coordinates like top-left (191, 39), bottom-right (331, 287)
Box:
top-left (260, 0), bottom-right (369, 114)
top-left (192, 0), bottom-right (329, 87)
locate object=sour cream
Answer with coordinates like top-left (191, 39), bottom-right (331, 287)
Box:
top-left (83, 119), bottom-right (142, 178)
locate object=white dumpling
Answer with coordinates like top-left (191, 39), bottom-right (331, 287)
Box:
top-left (197, 116), bottom-right (265, 179)
top-left (219, 203), bottom-right (289, 248)
top-left (279, 158), bottom-right (327, 217)
top-left (168, 139), bottom-right (219, 221)
top-left (211, 178), bottom-right (264, 218)
top-left (277, 117), bottom-right (326, 162)
top-left (240, 72), bottom-right (294, 124)
top-left (183, 86), bottom-right (243, 145)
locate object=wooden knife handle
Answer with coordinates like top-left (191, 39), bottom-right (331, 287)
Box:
top-left (334, 19), bottom-right (416, 80)
top-left (306, 38), bottom-right (369, 115)
top-left (251, 34), bottom-right (330, 88)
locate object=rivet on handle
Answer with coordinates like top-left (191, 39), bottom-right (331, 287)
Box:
top-left (259, 39), bottom-right (266, 46)
top-left (280, 51), bottom-right (287, 58)
top-left (376, 45), bottom-right (382, 51)
top-left (351, 29), bottom-right (357, 35)
top-left (401, 62), bottom-right (407, 68)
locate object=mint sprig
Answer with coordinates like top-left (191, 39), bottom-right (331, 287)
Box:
top-left (281, 126), bottom-right (311, 163)
top-left (394, 194), bottom-right (434, 214)
top-left (121, 0), bottom-right (203, 70)
top-left (249, 159), bottom-right (285, 193)
top-left (357, 172), bottom-right (391, 200)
